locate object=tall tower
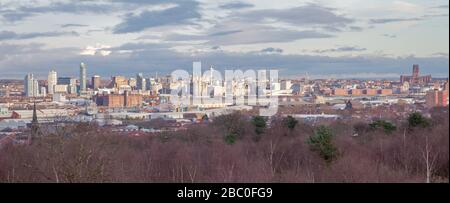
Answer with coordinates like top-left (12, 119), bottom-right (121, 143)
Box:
top-left (47, 70), bottom-right (57, 95)
top-left (412, 64), bottom-right (419, 84)
top-left (136, 73), bottom-right (146, 91)
top-left (80, 62), bottom-right (87, 92)
top-left (92, 75), bottom-right (101, 90)
top-left (24, 74), bottom-right (34, 97)
top-left (412, 64), bottom-right (419, 78)
top-left (24, 73), bottom-right (39, 97)
top-left (30, 101), bottom-right (39, 141)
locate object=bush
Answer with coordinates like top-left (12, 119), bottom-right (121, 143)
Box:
top-left (283, 116), bottom-right (298, 131)
top-left (369, 120), bottom-right (397, 134)
top-left (252, 116), bottom-right (267, 135)
top-left (306, 126), bottom-right (338, 164)
top-left (224, 133), bottom-right (237, 145)
top-left (408, 112), bottom-right (430, 128)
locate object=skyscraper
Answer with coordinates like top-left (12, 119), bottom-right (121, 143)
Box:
top-left (80, 62), bottom-right (87, 92)
top-left (24, 73), bottom-right (39, 97)
top-left (58, 77), bottom-right (77, 94)
top-left (92, 75), bottom-right (101, 90)
top-left (136, 73), bottom-right (146, 91)
top-left (47, 70), bottom-right (57, 95)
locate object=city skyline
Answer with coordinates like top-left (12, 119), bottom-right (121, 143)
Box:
top-left (0, 0), bottom-right (449, 79)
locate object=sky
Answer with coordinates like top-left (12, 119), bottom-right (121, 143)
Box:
top-left (0, 0), bottom-right (448, 79)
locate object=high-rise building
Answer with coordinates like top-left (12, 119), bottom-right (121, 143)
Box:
top-left (146, 77), bottom-right (153, 91)
top-left (47, 70), bottom-right (57, 95)
top-left (136, 73), bottom-right (146, 91)
top-left (80, 62), bottom-right (87, 92)
top-left (58, 77), bottom-right (77, 94)
top-left (40, 87), bottom-right (47, 97)
top-left (24, 74), bottom-right (39, 97)
top-left (128, 78), bottom-right (137, 88)
top-left (110, 76), bottom-right (128, 88)
top-left (92, 75), bottom-right (101, 90)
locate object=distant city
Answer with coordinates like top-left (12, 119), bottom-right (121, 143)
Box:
top-left (0, 62), bottom-right (447, 138)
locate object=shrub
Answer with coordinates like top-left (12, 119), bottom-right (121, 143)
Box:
top-left (408, 112), bottom-right (430, 128)
top-left (306, 126), bottom-right (338, 164)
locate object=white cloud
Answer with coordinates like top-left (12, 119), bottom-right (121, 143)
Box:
top-left (80, 43), bottom-right (112, 56)
top-left (391, 1), bottom-right (422, 13)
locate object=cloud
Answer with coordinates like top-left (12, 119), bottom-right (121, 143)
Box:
top-left (240, 4), bottom-right (354, 27)
top-left (433, 5), bottom-right (449, 9)
top-left (209, 30), bottom-right (243, 37)
top-left (432, 52), bottom-right (449, 58)
top-left (163, 4), bottom-right (354, 45)
top-left (167, 27), bottom-right (333, 45)
top-left (113, 1), bottom-right (201, 33)
top-left (0, 10), bottom-right (33, 22)
top-left (391, 1), bottom-right (421, 13)
top-left (219, 2), bottom-right (254, 10)
top-left (60, 24), bottom-right (89, 28)
top-left (0, 2), bottom-right (117, 22)
top-left (311, 46), bottom-right (367, 53)
top-left (422, 14), bottom-right (449, 18)
top-left (382, 34), bottom-right (397, 38)
top-left (260, 47), bottom-right (283, 54)
top-left (80, 43), bottom-right (112, 56)
top-left (369, 18), bottom-right (422, 24)
top-left (0, 30), bottom-right (79, 41)
top-left (1, 42), bottom-right (448, 79)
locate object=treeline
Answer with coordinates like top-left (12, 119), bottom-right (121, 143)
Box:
top-left (0, 108), bottom-right (448, 183)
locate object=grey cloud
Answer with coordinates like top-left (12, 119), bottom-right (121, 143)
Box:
top-left (168, 28), bottom-right (333, 45)
top-left (312, 46), bottom-right (367, 53)
top-left (166, 4), bottom-right (354, 45)
top-left (113, 1), bottom-right (201, 33)
top-left (261, 48), bottom-right (283, 54)
top-left (0, 2), bottom-right (117, 22)
top-left (61, 24), bottom-right (89, 28)
top-left (382, 34), bottom-right (397, 38)
top-left (219, 2), bottom-right (254, 10)
top-left (209, 30), bottom-right (243, 37)
top-left (349, 26), bottom-right (363, 31)
top-left (433, 5), bottom-right (449, 9)
top-left (0, 11), bottom-right (33, 22)
top-left (0, 30), bottom-right (79, 41)
top-left (432, 52), bottom-right (449, 57)
top-left (369, 18), bottom-right (422, 24)
top-left (0, 0), bottom-right (187, 22)
top-left (422, 14), bottom-right (449, 18)
top-left (1, 42), bottom-right (448, 79)
top-left (241, 4), bottom-right (354, 27)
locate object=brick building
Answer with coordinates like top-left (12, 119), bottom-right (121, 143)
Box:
top-left (95, 91), bottom-right (143, 108)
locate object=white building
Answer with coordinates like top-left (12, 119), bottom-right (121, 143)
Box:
top-left (24, 73), bottom-right (40, 97)
top-left (47, 70), bottom-right (57, 94)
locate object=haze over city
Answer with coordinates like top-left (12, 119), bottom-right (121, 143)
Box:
top-left (0, 0), bottom-right (448, 79)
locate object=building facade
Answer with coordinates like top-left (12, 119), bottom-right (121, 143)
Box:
top-left (80, 62), bottom-right (87, 92)
top-left (47, 70), bottom-right (57, 95)
top-left (400, 65), bottom-right (432, 85)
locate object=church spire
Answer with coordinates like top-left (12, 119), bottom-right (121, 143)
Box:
top-left (32, 100), bottom-right (38, 124)
top-left (30, 99), bottom-right (39, 141)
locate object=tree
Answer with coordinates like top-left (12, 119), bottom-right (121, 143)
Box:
top-left (283, 116), bottom-right (298, 131)
top-left (369, 120), bottom-right (397, 134)
top-left (252, 116), bottom-right (267, 135)
top-left (408, 112), bottom-right (430, 128)
top-left (307, 126), bottom-right (337, 164)
top-left (224, 133), bottom-right (237, 145)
